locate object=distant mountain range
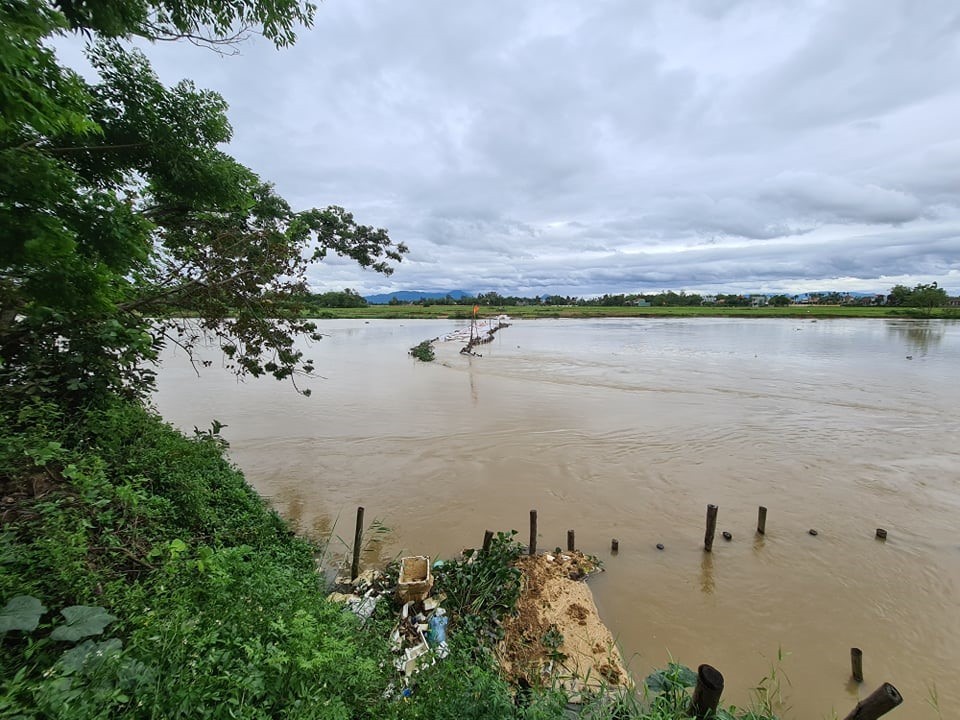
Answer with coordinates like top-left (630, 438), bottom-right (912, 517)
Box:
top-left (364, 289), bottom-right (470, 304)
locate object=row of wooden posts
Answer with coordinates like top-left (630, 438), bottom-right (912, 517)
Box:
top-left (684, 664), bottom-right (902, 720)
top-left (518, 505), bottom-right (890, 559)
top-left (349, 505), bottom-right (904, 720)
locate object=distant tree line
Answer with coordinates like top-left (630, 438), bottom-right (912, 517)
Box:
top-left (303, 284), bottom-right (952, 310)
top-left (382, 289), bottom-right (949, 308)
top-left (303, 288), bottom-right (369, 308)
top-left (885, 282), bottom-right (948, 309)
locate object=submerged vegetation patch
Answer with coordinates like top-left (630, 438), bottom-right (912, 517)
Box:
top-left (409, 340), bottom-right (437, 362)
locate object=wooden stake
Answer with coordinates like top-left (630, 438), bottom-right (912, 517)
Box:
top-left (842, 682), bottom-right (903, 720)
top-left (757, 505), bottom-right (768, 535)
top-left (567, 529), bottom-right (575, 552)
top-left (611, 538), bottom-right (619, 553)
top-left (875, 528), bottom-right (887, 540)
top-left (482, 529), bottom-right (494, 553)
top-left (688, 664), bottom-right (724, 720)
top-left (851, 647), bottom-right (863, 683)
top-left (350, 506), bottom-right (364, 581)
top-left (704, 504), bottom-right (718, 552)
top-left (529, 510), bottom-right (538, 556)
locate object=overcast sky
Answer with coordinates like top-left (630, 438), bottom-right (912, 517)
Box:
top-left (62, 0), bottom-right (960, 296)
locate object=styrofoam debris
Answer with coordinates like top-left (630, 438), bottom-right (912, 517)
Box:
top-left (346, 595), bottom-right (379, 620)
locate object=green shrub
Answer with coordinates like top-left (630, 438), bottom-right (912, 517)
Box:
top-left (0, 399), bottom-right (394, 719)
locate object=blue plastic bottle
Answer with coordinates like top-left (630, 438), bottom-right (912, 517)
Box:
top-left (427, 609), bottom-right (448, 646)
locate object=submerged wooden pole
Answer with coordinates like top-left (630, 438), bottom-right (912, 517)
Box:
top-left (529, 510), bottom-right (538, 556)
top-left (704, 504), bottom-right (719, 552)
top-left (350, 506), bottom-right (364, 581)
top-left (611, 538), bottom-right (619, 553)
top-left (567, 529), bottom-right (575, 552)
top-left (482, 529), bottom-right (494, 553)
top-left (688, 664), bottom-right (724, 720)
top-left (851, 647), bottom-right (863, 683)
top-left (757, 505), bottom-right (768, 535)
top-left (842, 682), bottom-right (903, 720)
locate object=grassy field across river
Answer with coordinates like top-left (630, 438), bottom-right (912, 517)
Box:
top-left (306, 304), bottom-right (958, 320)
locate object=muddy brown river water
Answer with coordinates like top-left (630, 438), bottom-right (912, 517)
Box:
top-left (155, 317), bottom-right (960, 719)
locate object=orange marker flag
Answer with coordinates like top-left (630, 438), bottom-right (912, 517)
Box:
top-left (473, 305), bottom-right (479, 315)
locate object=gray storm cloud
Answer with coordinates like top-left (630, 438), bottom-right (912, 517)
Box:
top-left (60, 0), bottom-right (960, 295)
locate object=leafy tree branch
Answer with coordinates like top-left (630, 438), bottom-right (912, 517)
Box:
top-left (1, 0), bottom-right (407, 408)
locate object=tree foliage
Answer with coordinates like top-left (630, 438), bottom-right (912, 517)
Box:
top-left (52, 0), bottom-right (317, 48)
top-left (308, 288), bottom-right (368, 308)
top-left (1, 0), bottom-right (407, 407)
top-left (887, 283), bottom-right (948, 310)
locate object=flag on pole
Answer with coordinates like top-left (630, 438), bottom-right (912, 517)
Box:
top-left (473, 305), bottom-right (479, 315)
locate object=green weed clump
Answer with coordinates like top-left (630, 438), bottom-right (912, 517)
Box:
top-left (434, 532), bottom-right (524, 643)
top-left (409, 340), bottom-right (436, 362)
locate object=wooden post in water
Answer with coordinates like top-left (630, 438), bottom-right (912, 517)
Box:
top-left (482, 530), bottom-right (494, 553)
top-left (851, 647), bottom-right (863, 683)
top-left (704, 504), bottom-right (719, 552)
top-left (350, 506), bottom-right (364, 581)
top-left (757, 506), bottom-right (768, 535)
top-left (611, 538), bottom-right (619, 553)
top-left (567, 530), bottom-right (575, 552)
top-left (688, 664), bottom-right (724, 720)
top-left (842, 683), bottom-right (903, 720)
top-left (529, 510), bottom-right (538, 556)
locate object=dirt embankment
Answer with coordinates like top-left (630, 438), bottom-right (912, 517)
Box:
top-left (498, 551), bottom-right (629, 700)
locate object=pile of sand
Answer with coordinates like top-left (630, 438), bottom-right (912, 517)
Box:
top-left (498, 551), bottom-right (630, 701)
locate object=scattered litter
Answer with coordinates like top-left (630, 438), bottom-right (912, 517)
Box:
top-left (423, 596), bottom-right (442, 612)
top-left (427, 608), bottom-right (448, 646)
top-left (353, 568), bottom-right (382, 586)
top-left (403, 641), bottom-right (430, 676)
top-left (398, 556), bottom-right (434, 603)
top-left (347, 594), bottom-right (379, 620)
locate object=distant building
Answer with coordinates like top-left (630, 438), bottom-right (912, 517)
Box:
top-left (750, 294), bottom-right (768, 307)
top-left (947, 296), bottom-right (960, 307)
top-left (700, 294), bottom-right (717, 304)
